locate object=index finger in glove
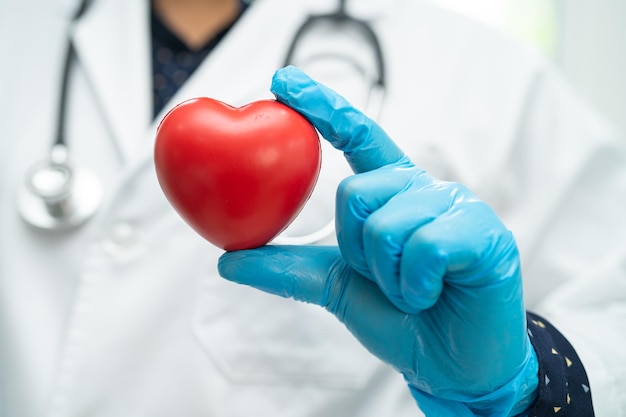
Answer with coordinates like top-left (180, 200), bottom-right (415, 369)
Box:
top-left (270, 65), bottom-right (410, 173)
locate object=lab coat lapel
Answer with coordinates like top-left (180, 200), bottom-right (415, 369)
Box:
top-left (75, 0), bottom-right (334, 170)
top-left (69, 0), bottom-right (385, 168)
top-left (72, 0), bottom-right (152, 163)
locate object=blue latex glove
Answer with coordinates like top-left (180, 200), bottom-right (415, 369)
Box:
top-left (218, 66), bottom-right (538, 416)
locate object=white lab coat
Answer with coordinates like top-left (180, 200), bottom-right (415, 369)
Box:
top-left (0, 0), bottom-right (625, 416)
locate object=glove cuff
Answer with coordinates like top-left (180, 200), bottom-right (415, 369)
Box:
top-left (408, 320), bottom-right (539, 416)
top-left (409, 312), bottom-right (595, 416)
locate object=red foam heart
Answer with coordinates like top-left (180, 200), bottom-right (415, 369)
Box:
top-left (154, 97), bottom-right (321, 251)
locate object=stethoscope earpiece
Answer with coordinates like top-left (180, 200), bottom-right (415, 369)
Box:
top-left (18, 145), bottom-right (102, 231)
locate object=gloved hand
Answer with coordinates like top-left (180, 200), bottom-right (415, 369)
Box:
top-left (218, 66), bottom-right (539, 416)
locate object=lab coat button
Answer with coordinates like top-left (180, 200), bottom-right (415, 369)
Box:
top-left (101, 222), bottom-right (141, 258)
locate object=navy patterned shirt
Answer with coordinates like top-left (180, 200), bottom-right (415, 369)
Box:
top-left (525, 312), bottom-right (594, 416)
top-left (151, 1), bottom-right (249, 117)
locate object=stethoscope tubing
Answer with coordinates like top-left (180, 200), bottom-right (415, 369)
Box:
top-left (19, 0), bottom-right (385, 243)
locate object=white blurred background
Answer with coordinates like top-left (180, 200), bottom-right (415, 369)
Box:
top-left (433, 0), bottom-right (626, 137)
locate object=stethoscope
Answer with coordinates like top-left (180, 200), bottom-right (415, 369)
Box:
top-left (18, 0), bottom-right (386, 243)
top-left (17, 0), bottom-right (102, 232)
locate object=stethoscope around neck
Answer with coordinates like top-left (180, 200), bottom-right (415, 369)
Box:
top-left (17, 0), bottom-right (386, 242)
top-left (17, 0), bottom-right (103, 232)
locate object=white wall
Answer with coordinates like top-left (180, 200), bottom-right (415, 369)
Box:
top-left (433, 0), bottom-right (626, 137)
top-left (556, 0), bottom-right (626, 136)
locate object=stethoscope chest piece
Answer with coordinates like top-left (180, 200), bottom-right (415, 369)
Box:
top-left (18, 145), bottom-right (102, 231)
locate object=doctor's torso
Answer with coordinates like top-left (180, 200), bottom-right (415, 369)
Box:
top-left (0, 1), bottom-right (420, 415)
top-left (0, 0), bottom-right (599, 416)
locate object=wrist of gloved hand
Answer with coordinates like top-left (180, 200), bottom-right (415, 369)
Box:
top-left (407, 334), bottom-right (539, 417)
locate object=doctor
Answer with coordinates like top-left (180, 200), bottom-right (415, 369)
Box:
top-left (0, 0), bottom-right (624, 416)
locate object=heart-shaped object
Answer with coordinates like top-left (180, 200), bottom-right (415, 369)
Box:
top-left (154, 97), bottom-right (321, 251)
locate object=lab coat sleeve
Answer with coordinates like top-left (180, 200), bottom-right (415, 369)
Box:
top-left (533, 246), bottom-right (626, 417)
top-left (496, 58), bottom-right (626, 417)
top-left (525, 312), bottom-right (594, 416)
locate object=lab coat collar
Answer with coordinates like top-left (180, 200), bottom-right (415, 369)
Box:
top-left (70, 0), bottom-right (384, 167)
top-left (72, 0), bottom-right (152, 163)
top-left (147, 0), bottom-right (391, 118)
top-left (146, 0), bottom-right (326, 151)
top-left (71, 0), bottom-right (303, 166)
